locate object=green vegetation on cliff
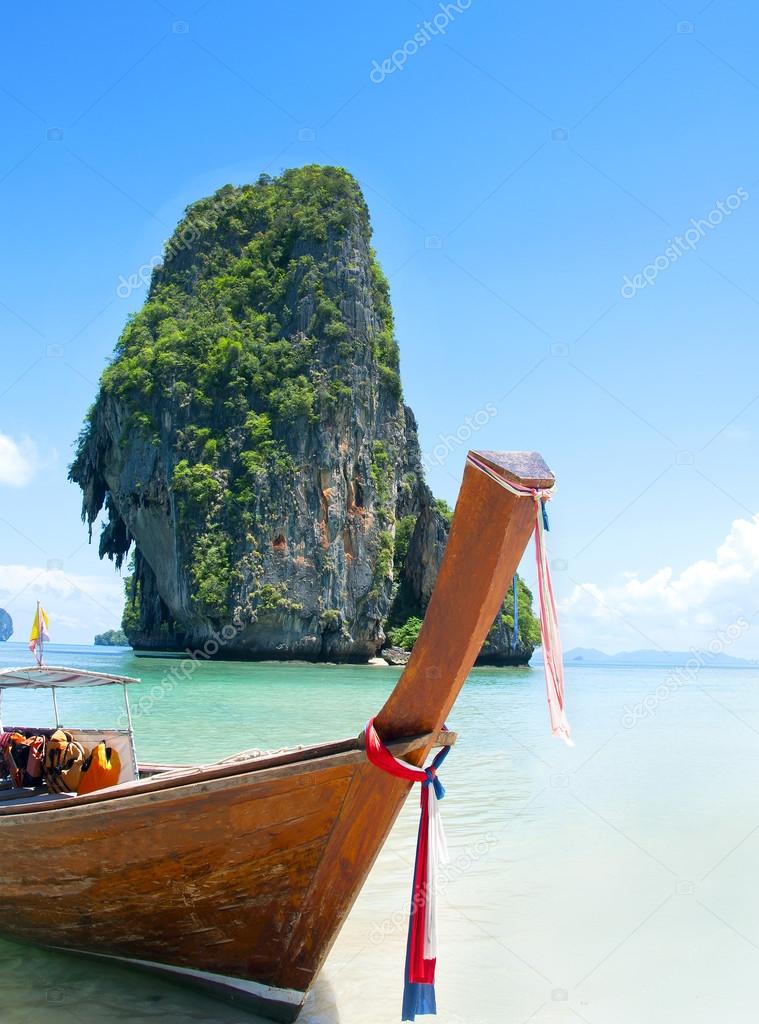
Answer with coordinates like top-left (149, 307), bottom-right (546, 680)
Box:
top-left (388, 573), bottom-right (541, 655)
top-left (94, 628), bottom-right (129, 646)
top-left (70, 164), bottom-right (543, 663)
top-left (96, 166), bottom-right (399, 435)
top-left (72, 166), bottom-right (403, 629)
top-left (388, 616), bottom-right (423, 650)
top-left (498, 575), bottom-right (542, 648)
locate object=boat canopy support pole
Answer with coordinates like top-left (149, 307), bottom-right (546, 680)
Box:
top-left (51, 687), bottom-right (61, 728)
top-left (123, 683), bottom-right (139, 778)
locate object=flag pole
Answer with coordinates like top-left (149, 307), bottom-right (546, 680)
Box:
top-left (31, 601), bottom-right (47, 667)
top-left (38, 601), bottom-right (43, 667)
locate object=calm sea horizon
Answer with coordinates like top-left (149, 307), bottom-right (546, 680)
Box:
top-left (0, 642), bottom-right (756, 1023)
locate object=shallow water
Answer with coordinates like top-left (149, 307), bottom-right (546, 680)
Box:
top-left (0, 642), bottom-right (757, 1023)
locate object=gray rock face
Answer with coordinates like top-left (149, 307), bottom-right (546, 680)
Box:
top-left (401, 503), bottom-right (450, 609)
top-left (70, 167), bottom-right (537, 664)
top-left (71, 168), bottom-right (437, 660)
top-left (0, 608), bottom-right (12, 642)
top-left (381, 646), bottom-right (410, 666)
top-left (475, 620), bottom-right (534, 666)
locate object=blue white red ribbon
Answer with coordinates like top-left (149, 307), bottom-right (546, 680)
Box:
top-left (364, 718), bottom-right (451, 1021)
top-left (365, 457), bottom-right (571, 1018)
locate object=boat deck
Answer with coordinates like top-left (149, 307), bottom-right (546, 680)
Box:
top-left (0, 784), bottom-right (75, 807)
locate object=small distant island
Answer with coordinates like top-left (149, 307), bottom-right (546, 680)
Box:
top-left (94, 628), bottom-right (129, 647)
top-left (0, 608), bottom-right (12, 642)
top-left (533, 646), bottom-right (759, 668)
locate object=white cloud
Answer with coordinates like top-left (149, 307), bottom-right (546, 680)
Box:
top-left (0, 433), bottom-right (38, 487)
top-left (561, 514), bottom-right (759, 655)
top-left (0, 564), bottom-right (124, 645)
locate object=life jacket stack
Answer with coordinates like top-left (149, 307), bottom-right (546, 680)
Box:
top-left (0, 731), bottom-right (47, 789)
top-left (44, 730), bottom-right (86, 794)
top-left (0, 729), bottom-right (122, 797)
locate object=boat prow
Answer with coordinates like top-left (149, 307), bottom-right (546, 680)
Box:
top-left (0, 450), bottom-right (554, 1019)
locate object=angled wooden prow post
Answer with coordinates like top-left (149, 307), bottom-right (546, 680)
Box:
top-left (278, 449), bottom-right (554, 992)
top-left (375, 449), bottom-right (554, 757)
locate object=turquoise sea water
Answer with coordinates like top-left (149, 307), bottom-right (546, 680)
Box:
top-left (0, 642), bottom-right (757, 1024)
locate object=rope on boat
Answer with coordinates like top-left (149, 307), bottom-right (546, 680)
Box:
top-left (364, 718), bottom-right (450, 1022)
top-left (466, 452), bottom-right (572, 747)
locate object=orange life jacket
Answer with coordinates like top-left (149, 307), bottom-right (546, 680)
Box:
top-left (44, 730), bottom-right (85, 794)
top-left (77, 741), bottom-right (122, 796)
top-left (4, 733), bottom-right (46, 789)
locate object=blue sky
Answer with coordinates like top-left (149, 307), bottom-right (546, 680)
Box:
top-left (1, 0), bottom-right (758, 653)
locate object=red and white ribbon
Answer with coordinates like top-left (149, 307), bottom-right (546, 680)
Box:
top-left (466, 453), bottom-right (572, 746)
top-left (364, 718), bottom-right (451, 1021)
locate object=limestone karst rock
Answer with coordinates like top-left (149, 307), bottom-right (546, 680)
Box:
top-left (71, 165), bottom-right (538, 663)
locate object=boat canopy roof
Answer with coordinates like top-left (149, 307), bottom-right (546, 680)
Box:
top-left (0, 666), bottom-right (142, 690)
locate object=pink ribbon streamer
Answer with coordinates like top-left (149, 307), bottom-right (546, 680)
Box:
top-left (467, 453), bottom-right (572, 746)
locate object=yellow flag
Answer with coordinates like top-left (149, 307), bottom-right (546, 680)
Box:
top-left (29, 604), bottom-right (50, 648)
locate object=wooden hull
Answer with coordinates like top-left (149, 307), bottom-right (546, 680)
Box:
top-left (0, 450), bottom-right (554, 1018)
top-left (0, 732), bottom-right (456, 1019)
top-left (53, 953), bottom-right (307, 1021)
top-left (0, 737), bottom-right (423, 1019)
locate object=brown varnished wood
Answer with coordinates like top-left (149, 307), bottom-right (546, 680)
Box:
top-left (375, 455), bottom-right (547, 751)
top-left (475, 450), bottom-right (554, 489)
top-left (0, 762), bottom-right (355, 981)
top-left (0, 731), bottom-right (454, 817)
top-left (0, 449), bottom-right (553, 1017)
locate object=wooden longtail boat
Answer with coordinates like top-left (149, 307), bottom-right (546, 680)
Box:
top-left (0, 450), bottom-right (554, 1021)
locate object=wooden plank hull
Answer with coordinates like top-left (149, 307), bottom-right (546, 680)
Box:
top-left (0, 749), bottom-right (375, 1018)
top-left (0, 735), bottom-right (446, 1018)
top-left (0, 450), bottom-right (554, 1018)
